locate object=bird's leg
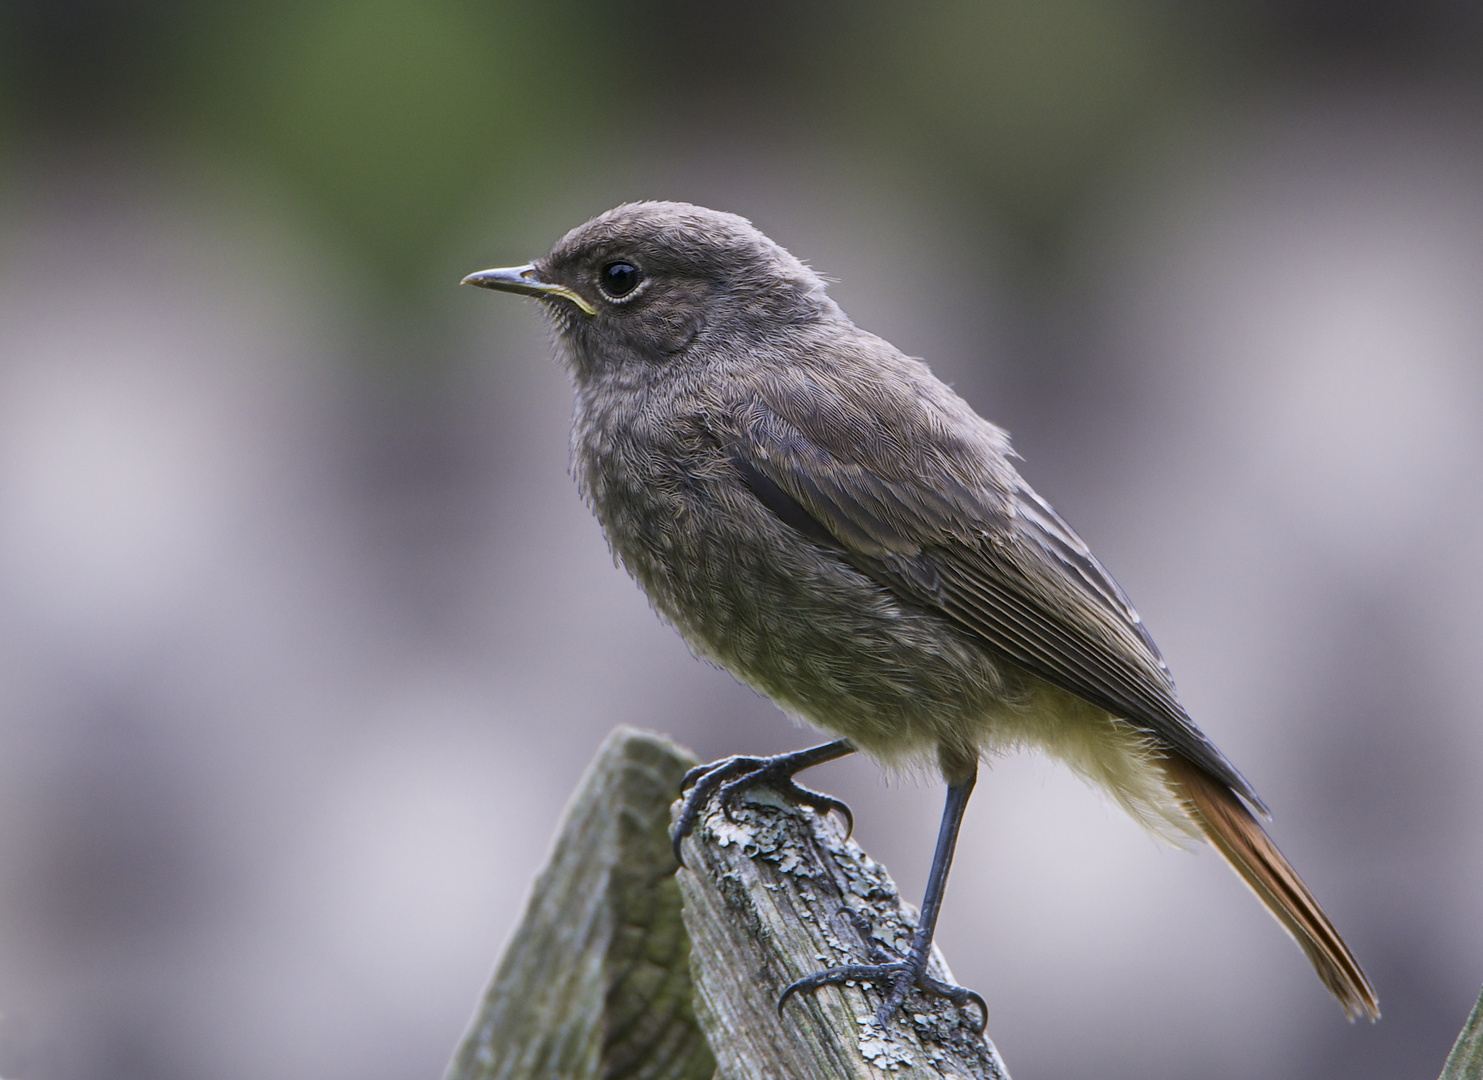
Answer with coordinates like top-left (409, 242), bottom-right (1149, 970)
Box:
top-left (671, 738), bottom-right (855, 863)
top-left (779, 760), bottom-right (986, 1032)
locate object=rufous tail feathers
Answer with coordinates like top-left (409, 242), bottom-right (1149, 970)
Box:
top-left (1161, 754), bottom-right (1380, 1022)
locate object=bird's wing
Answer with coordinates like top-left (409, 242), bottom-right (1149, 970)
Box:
top-left (721, 371), bottom-right (1264, 811)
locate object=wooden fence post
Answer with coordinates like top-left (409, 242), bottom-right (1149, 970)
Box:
top-left (444, 726), bottom-right (1012, 1079)
top-left (444, 727), bottom-right (714, 1080)
top-left (676, 784), bottom-right (1011, 1079)
top-left (1439, 983), bottom-right (1483, 1080)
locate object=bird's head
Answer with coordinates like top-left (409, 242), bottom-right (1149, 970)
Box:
top-left (463, 201), bottom-right (839, 375)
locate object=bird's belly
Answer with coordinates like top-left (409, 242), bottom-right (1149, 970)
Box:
top-left (589, 463), bottom-right (1028, 765)
top-left (584, 445), bottom-right (1189, 833)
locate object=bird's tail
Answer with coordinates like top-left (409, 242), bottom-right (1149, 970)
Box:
top-left (1160, 753), bottom-right (1380, 1022)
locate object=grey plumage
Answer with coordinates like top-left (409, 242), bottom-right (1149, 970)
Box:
top-left (465, 200), bottom-right (1378, 1023)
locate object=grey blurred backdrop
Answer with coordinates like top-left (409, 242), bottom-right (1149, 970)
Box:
top-left (1, 2), bottom-right (1481, 1078)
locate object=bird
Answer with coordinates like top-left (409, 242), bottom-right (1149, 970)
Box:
top-left (462, 200), bottom-right (1379, 1029)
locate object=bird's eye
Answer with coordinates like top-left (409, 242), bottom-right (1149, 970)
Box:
top-left (599, 261), bottom-right (643, 299)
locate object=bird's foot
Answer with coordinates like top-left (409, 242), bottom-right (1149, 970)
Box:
top-left (778, 955), bottom-right (987, 1034)
top-left (671, 743), bottom-right (853, 864)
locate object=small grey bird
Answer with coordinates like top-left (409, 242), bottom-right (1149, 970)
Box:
top-left (464, 201), bottom-right (1378, 1028)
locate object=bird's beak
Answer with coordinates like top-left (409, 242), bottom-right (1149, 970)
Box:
top-left (460, 263), bottom-right (597, 315)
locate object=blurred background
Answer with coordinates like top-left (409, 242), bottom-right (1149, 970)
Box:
top-left (1, 1), bottom-right (1481, 1077)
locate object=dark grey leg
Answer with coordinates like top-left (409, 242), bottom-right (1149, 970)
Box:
top-left (779, 763), bottom-right (986, 1032)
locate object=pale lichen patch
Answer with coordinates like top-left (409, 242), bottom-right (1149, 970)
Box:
top-left (681, 781), bottom-right (1011, 1078)
top-left (857, 1017), bottom-right (917, 1071)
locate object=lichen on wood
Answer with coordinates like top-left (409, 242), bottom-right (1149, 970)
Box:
top-left (677, 785), bottom-right (1012, 1080)
top-left (444, 726), bottom-right (1011, 1080)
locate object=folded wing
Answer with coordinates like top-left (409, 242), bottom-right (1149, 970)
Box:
top-left (723, 378), bottom-right (1264, 811)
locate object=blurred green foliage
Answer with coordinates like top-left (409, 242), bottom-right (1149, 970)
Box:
top-left (851, 0), bottom-right (1230, 236)
top-left (0, 0), bottom-right (1263, 290)
top-left (187, 1), bottom-right (593, 287)
top-left (4, 0), bottom-right (1475, 287)
top-left (0, 1), bottom-right (1257, 288)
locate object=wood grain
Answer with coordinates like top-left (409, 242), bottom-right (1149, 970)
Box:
top-left (444, 727), bottom-right (714, 1080)
top-left (677, 785), bottom-right (1012, 1080)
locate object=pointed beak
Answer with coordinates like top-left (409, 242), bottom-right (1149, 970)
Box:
top-left (460, 264), bottom-right (597, 315)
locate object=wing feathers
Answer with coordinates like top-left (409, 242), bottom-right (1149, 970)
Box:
top-left (724, 394), bottom-right (1266, 809)
top-left (721, 378), bottom-right (1374, 1019)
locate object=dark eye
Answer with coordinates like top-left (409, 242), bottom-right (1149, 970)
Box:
top-left (599, 260), bottom-right (643, 299)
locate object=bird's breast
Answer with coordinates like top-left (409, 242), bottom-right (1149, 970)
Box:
top-left (567, 378), bottom-right (1024, 761)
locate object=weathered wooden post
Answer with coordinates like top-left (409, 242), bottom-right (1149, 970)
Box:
top-left (442, 725), bottom-right (1483, 1079)
top-left (442, 727), bottom-right (713, 1079)
top-left (676, 776), bottom-right (1009, 1079)
top-left (1439, 984), bottom-right (1483, 1080)
top-left (445, 726), bottom-right (1011, 1079)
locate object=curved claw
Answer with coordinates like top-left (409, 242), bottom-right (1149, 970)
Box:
top-left (678, 762), bottom-right (711, 793)
top-left (669, 799), bottom-right (701, 867)
top-left (917, 977), bottom-right (989, 1034)
top-left (712, 772), bottom-right (854, 837)
top-left (670, 756), bottom-right (766, 865)
top-left (680, 755), bottom-right (762, 795)
top-left (778, 959), bottom-right (987, 1034)
top-left (777, 962), bottom-right (909, 1015)
top-left (782, 781), bottom-right (854, 839)
top-left (670, 745), bottom-right (855, 866)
